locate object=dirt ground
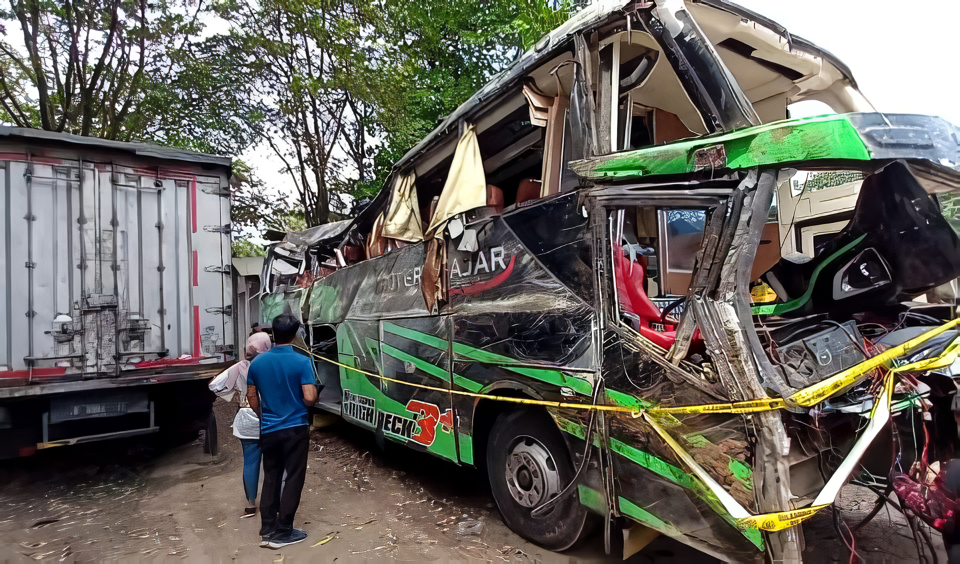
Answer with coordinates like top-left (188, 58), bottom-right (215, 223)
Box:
top-left (0, 400), bottom-right (947, 563)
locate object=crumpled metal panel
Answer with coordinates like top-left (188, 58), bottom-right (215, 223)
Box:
top-left (447, 215), bottom-right (591, 316)
top-left (588, 179), bottom-right (773, 558)
top-left (307, 243), bottom-right (430, 324)
top-left (766, 161), bottom-right (960, 317)
top-left (845, 114), bottom-right (960, 171)
top-left (599, 330), bottom-right (760, 513)
top-left (503, 192), bottom-right (595, 304)
top-left (260, 288), bottom-right (305, 325)
top-left (446, 210), bottom-right (595, 369)
top-left (282, 219), bottom-right (353, 247)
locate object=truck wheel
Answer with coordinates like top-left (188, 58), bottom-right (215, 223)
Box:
top-left (486, 408), bottom-right (590, 551)
top-left (202, 411), bottom-right (219, 456)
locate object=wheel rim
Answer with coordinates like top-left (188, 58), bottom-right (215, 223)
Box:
top-left (504, 436), bottom-right (561, 508)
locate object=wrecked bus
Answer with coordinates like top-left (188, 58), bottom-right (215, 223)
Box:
top-left (260, 0), bottom-right (960, 560)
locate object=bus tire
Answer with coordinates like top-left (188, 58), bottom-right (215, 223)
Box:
top-left (486, 408), bottom-right (590, 551)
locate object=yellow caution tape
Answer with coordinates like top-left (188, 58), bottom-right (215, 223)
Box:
top-left (295, 318), bottom-right (960, 419)
top-left (891, 334), bottom-right (960, 374)
top-left (292, 324), bottom-right (927, 537)
top-left (650, 398), bottom-right (786, 415)
top-left (650, 318), bottom-right (960, 415)
top-left (644, 409), bottom-right (828, 532)
top-left (789, 318), bottom-right (960, 407)
top-left (737, 505), bottom-right (829, 532)
top-left (293, 345), bottom-right (643, 416)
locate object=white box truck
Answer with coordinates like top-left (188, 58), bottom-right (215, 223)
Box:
top-left (0, 127), bottom-right (235, 457)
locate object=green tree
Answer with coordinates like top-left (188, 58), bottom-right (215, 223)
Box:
top-left (218, 0), bottom-right (569, 227)
top-left (366, 0), bottom-right (573, 193)
top-left (211, 0), bottom-right (382, 226)
top-left (229, 158), bottom-right (304, 256)
top-left (0, 0), bottom-right (259, 154)
top-left (2, 0), bottom-right (571, 229)
top-left (231, 237), bottom-right (266, 258)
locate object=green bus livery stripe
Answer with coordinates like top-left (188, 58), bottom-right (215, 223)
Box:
top-left (751, 234), bottom-right (866, 316)
top-left (573, 114), bottom-right (871, 181)
top-left (576, 484), bottom-right (608, 515)
top-left (609, 438), bottom-right (763, 550)
top-left (380, 343), bottom-right (450, 384)
top-left (577, 483), bottom-right (681, 538)
top-left (381, 324), bottom-right (483, 392)
top-left (383, 322), bottom-right (448, 350)
top-left (742, 527), bottom-right (765, 551)
top-left (606, 388), bottom-right (653, 409)
top-left (458, 432), bottom-right (474, 464)
top-left (609, 438), bottom-right (699, 491)
top-left (379, 341), bottom-right (484, 393)
top-left (453, 375), bottom-right (484, 393)
top-left (554, 420), bottom-right (766, 550)
top-left (382, 322), bottom-right (593, 396)
top-left (617, 495), bottom-right (682, 536)
top-left (452, 342), bottom-right (594, 396)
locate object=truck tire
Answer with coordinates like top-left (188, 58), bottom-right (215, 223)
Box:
top-left (486, 408), bottom-right (590, 551)
top-left (203, 410), bottom-right (219, 456)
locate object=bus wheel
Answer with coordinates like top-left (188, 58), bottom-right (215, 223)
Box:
top-left (486, 408), bottom-right (590, 551)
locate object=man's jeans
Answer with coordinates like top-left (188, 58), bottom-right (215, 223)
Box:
top-left (258, 425), bottom-right (309, 537)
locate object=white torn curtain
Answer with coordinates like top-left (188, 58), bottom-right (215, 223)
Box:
top-left (382, 172), bottom-right (422, 242)
top-left (425, 125), bottom-right (487, 239)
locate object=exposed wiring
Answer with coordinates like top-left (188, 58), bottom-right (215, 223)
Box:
top-left (851, 483), bottom-right (892, 532)
top-left (832, 505), bottom-right (859, 564)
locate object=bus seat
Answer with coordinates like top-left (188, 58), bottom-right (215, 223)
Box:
top-left (487, 184), bottom-right (504, 214)
top-left (615, 250), bottom-right (677, 349)
top-left (423, 195), bottom-right (440, 235)
top-left (515, 178), bottom-right (541, 207)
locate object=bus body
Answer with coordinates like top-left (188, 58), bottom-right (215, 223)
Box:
top-left (260, 1), bottom-right (960, 560)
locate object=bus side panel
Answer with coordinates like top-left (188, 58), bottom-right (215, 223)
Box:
top-left (445, 212), bottom-right (598, 466)
top-left (336, 320), bottom-right (381, 432)
top-left (336, 318), bottom-right (458, 462)
top-left (380, 317), bottom-right (457, 462)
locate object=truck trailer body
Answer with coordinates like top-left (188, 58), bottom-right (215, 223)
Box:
top-left (259, 1), bottom-right (960, 560)
top-left (0, 128), bottom-right (235, 456)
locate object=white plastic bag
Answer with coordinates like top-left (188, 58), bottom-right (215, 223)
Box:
top-left (208, 367), bottom-right (236, 401)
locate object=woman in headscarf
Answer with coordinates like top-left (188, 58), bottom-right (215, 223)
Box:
top-left (221, 332), bottom-right (272, 514)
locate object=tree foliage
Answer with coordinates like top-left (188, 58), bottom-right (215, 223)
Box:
top-left (365, 0), bottom-right (572, 198)
top-left (210, 0), bottom-right (383, 226)
top-left (0, 0), bottom-right (260, 153)
top-left (1, 0), bottom-right (571, 229)
top-left (231, 236), bottom-right (266, 258)
top-left (215, 0), bottom-right (570, 227)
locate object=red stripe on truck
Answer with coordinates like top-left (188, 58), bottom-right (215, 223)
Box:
top-left (193, 250), bottom-right (199, 286)
top-left (194, 305), bottom-right (202, 357)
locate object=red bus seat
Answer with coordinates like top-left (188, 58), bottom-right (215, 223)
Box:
top-left (614, 249), bottom-right (678, 349)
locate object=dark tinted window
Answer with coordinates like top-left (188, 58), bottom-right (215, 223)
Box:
top-left (504, 193), bottom-right (594, 304)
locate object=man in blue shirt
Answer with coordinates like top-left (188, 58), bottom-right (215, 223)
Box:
top-left (246, 313), bottom-right (318, 549)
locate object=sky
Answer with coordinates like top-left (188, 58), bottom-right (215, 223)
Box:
top-left (732, 0), bottom-right (960, 125)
